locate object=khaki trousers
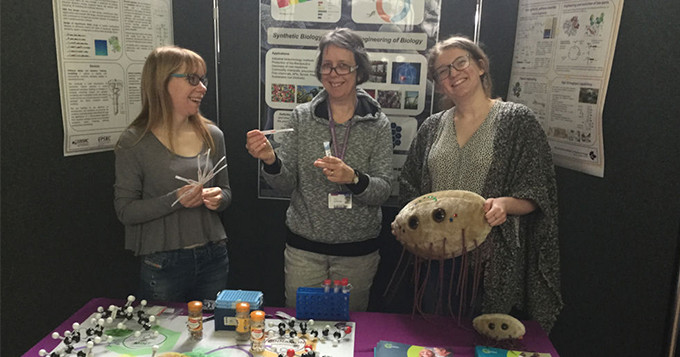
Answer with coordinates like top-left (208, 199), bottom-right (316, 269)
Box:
top-left (284, 244), bottom-right (380, 311)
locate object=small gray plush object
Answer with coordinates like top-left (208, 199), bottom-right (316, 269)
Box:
top-left (473, 313), bottom-right (526, 340)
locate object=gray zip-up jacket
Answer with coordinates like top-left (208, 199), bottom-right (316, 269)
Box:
top-left (262, 88), bottom-right (392, 244)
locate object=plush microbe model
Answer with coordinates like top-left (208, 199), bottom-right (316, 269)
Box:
top-left (391, 190), bottom-right (491, 259)
top-left (473, 313), bottom-right (526, 341)
top-left (386, 190), bottom-right (492, 317)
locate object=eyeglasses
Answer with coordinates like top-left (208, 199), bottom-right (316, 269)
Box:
top-left (434, 54), bottom-right (471, 81)
top-left (171, 73), bottom-right (208, 87)
top-left (319, 63), bottom-right (358, 76)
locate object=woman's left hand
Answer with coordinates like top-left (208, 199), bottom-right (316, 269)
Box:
top-left (202, 187), bottom-right (223, 211)
top-left (483, 197), bottom-right (507, 226)
top-left (313, 156), bottom-right (354, 184)
top-left (178, 184), bottom-right (204, 208)
top-left (483, 196), bottom-right (537, 226)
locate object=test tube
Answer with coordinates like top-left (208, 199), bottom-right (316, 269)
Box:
top-left (341, 278), bottom-right (350, 293)
top-left (323, 141), bottom-right (332, 157)
top-left (260, 128), bottom-right (294, 135)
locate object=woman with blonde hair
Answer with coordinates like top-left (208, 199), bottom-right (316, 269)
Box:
top-left (115, 46), bottom-right (231, 302)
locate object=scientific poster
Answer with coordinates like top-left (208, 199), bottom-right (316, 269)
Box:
top-left (259, 0), bottom-right (442, 202)
top-left (53, 0), bottom-right (173, 156)
top-left (507, 0), bottom-right (624, 177)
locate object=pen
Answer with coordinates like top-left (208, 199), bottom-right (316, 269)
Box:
top-left (260, 128), bottom-right (294, 135)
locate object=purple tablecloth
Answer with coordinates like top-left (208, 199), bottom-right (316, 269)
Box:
top-left (340, 309), bottom-right (558, 357)
top-left (25, 297), bottom-right (559, 357)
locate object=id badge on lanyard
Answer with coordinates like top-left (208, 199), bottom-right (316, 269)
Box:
top-left (328, 192), bottom-right (352, 209)
top-left (327, 101), bottom-right (354, 209)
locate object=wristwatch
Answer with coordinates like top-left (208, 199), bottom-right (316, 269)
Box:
top-left (351, 169), bottom-right (360, 184)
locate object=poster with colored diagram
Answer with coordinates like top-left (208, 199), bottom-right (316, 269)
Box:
top-left (52, 0), bottom-right (173, 156)
top-left (506, 0), bottom-right (624, 177)
top-left (352, 0), bottom-right (425, 26)
top-left (271, 0), bottom-right (342, 22)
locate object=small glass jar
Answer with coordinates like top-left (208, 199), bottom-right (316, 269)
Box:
top-left (187, 301), bottom-right (203, 341)
top-left (235, 301), bottom-right (251, 342)
top-left (250, 310), bottom-right (266, 353)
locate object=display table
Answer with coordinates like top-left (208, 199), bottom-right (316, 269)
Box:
top-left (25, 297), bottom-right (559, 357)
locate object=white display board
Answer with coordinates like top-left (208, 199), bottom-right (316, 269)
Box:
top-left (52, 0), bottom-right (174, 156)
top-left (507, 0), bottom-right (624, 177)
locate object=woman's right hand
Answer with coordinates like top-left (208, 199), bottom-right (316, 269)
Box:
top-left (177, 184), bottom-right (203, 208)
top-left (246, 129), bottom-right (276, 165)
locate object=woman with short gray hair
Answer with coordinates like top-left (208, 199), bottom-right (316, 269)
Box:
top-left (247, 28), bottom-right (392, 311)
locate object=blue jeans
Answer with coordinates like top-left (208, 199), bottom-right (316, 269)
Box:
top-left (139, 240), bottom-right (229, 302)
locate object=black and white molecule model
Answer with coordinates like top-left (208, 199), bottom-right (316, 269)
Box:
top-left (39, 324), bottom-right (110, 357)
top-left (40, 295), bottom-right (157, 356)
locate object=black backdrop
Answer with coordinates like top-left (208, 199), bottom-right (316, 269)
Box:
top-left (2, 1), bottom-right (680, 356)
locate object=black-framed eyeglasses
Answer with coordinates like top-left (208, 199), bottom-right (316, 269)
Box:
top-left (434, 54), bottom-right (471, 81)
top-left (319, 63), bottom-right (358, 76)
top-left (171, 73), bottom-right (208, 87)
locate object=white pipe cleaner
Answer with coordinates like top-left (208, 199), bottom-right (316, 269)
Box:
top-left (171, 149), bottom-right (228, 207)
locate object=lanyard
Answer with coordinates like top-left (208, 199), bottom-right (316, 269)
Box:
top-left (328, 101), bottom-right (355, 161)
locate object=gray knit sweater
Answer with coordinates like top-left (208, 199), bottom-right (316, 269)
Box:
top-left (262, 88), bottom-right (392, 244)
top-left (399, 101), bottom-right (563, 331)
top-left (114, 124), bottom-right (231, 255)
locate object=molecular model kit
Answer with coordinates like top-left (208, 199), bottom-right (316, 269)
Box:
top-left (263, 310), bottom-right (355, 357)
top-left (39, 295), bottom-right (162, 357)
top-left (38, 295), bottom-right (357, 357)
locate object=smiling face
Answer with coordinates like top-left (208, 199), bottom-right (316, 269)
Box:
top-left (320, 44), bottom-right (357, 102)
top-left (433, 47), bottom-right (485, 102)
top-left (167, 64), bottom-right (207, 121)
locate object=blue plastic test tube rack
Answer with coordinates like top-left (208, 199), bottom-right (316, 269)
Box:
top-left (295, 287), bottom-right (350, 321)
